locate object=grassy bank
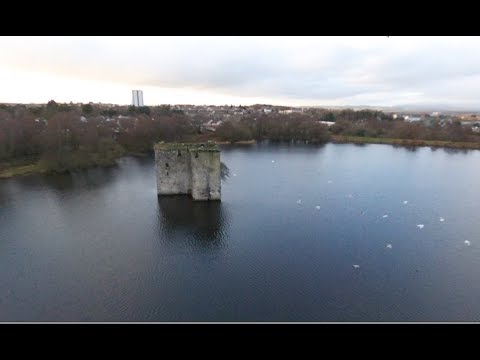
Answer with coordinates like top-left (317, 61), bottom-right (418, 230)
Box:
top-left (0, 162), bottom-right (47, 179)
top-left (0, 157), bottom-right (120, 179)
top-left (0, 156), bottom-right (44, 179)
top-left (331, 135), bottom-right (480, 150)
top-left (0, 147), bottom-right (125, 179)
top-left (214, 139), bottom-right (256, 145)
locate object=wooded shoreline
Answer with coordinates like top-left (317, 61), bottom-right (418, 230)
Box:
top-left (2, 136), bottom-right (479, 179)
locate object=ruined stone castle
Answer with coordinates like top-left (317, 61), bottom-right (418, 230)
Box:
top-left (154, 142), bottom-right (221, 201)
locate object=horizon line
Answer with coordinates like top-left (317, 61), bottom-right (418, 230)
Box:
top-left (2, 101), bottom-right (480, 113)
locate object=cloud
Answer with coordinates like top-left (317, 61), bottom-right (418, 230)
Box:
top-left (1, 36), bottom-right (480, 107)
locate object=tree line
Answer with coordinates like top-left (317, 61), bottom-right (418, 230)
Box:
top-left (0, 101), bottom-right (195, 172)
top-left (215, 110), bottom-right (480, 144)
top-left (1, 101), bottom-right (479, 173)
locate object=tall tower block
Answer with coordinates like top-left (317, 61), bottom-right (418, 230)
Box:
top-left (132, 90), bottom-right (144, 107)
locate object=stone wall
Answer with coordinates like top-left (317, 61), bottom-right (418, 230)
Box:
top-left (155, 148), bottom-right (191, 195)
top-left (190, 150), bottom-right (221, 201)
top-left (154, 143), bottom-right (221, 201)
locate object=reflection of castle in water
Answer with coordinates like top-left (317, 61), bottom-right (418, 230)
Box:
top-left (157, 196), bottom-right (229, 249)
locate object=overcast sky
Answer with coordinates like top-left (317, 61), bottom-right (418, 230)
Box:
top-left (1, 36), bottom-right (479, 108)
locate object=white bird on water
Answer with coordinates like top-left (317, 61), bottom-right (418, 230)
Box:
top-left (417, 224), bottom-right (424, 229)
top-left (386, 244), bottom-right (392, 249)
top-left (353, 265), bottom-right (360, 269)
top-left (383, 214), bottom-right (389, 218)
top-left (439, 217), bottom-right (445, 222)
top-left (403, 200), bottom-right (409, 204)
top-left (315, 205), bottom-right (321, 210)
top-left (464, 240), bottom-right (471, 246)
top-left (271, 160), bottom-right (275, 163)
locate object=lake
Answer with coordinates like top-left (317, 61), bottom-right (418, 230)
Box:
top-left (1, 142), bottom-right (480, 321)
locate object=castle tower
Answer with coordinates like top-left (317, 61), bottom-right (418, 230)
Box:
top-left (154, 143), bottom-right (221, 201)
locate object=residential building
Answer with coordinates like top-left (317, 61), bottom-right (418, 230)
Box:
top-left (132, 90), bottom-right (144, 107)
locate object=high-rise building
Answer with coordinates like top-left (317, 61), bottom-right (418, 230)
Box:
top-left (132, 90), bottom-right (144, 107)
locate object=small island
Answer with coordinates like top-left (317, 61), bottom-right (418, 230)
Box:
top-left (154, 142), bottom-right (221, 201)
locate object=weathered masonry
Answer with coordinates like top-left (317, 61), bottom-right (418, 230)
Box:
top-left (154, 142), bottom-right (221, 201)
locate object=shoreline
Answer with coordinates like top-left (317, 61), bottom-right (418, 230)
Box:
top-left (0, 151), bottom-right (151, 179)
top-left (2, 137), bottom-right (480, 179)
top-left (214, 139), bottom-right (257, 145)
top-left (330, 135), bottom-right (480, 150)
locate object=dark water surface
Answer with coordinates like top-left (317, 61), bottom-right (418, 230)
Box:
top-left (1, 143), bottom-right (480, 321)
